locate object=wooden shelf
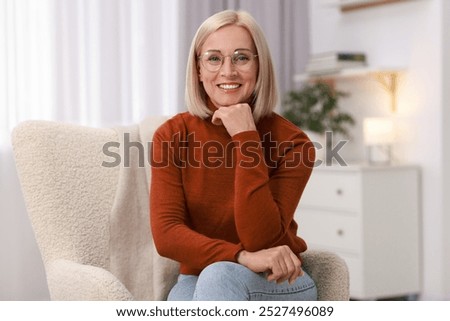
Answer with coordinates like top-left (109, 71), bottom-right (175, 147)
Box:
top-left (293, 67), bottom-right (405, 82)
top-left (340, 0), bottom-right (409, 13)
top-left (293, 67), bottom-right (406, 112)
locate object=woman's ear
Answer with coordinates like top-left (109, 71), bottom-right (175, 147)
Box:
top-left (197, 60), bottom-right (204, 82)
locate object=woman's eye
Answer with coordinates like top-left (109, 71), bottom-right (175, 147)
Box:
top-left (235, 54), bottom-right (250, 62)
top-left (233, 54), bottom-right (250, 64)
top-left (208, 55), bottom-right (222, 63)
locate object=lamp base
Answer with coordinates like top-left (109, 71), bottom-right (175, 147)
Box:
top-left (366, 145), bottom-right (392, 165)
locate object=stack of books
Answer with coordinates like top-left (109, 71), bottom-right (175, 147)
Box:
top-left (306, 51), bottom-right (367, 75)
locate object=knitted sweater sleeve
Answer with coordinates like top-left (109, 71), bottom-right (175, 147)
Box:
top-left (150, 122), bottom-right (242, 273)
top-left (231, 129), bottom-right (315, 252)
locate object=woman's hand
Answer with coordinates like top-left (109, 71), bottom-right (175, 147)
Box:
top-left (236, 245), bottom-right (304, 284)
top-left (211, 103), bottom-right (257, 137)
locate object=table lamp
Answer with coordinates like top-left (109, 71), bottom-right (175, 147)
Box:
top-left (363, 117), bottom-right (395, 164)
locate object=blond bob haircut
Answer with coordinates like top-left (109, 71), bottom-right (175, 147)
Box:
top-left (185, 10), bottom-right (279, 123)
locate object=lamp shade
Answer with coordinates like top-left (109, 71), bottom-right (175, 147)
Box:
top-left (363, 117), bottom-right (394, 145)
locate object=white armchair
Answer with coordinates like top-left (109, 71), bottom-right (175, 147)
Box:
top-left (11, 117), bottom-right (349, 300)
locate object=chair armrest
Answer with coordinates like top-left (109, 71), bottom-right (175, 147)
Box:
top-left (301, 250), bottom-right (350, 301)
top-left (46, 259), bottom-right (134, 301)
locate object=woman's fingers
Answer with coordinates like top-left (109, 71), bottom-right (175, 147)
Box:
top-left (211, 104), bottom-right (256, 136)
top-left (266, 245), bottom-right (302, 284)
top-left (288, 251), bottom-right (303, 284)
top-left (237, 246), bottom-right (304, 284)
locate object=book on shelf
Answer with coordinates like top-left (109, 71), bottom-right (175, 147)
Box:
top-left (310, 51), bottom-right (366, 62)
top-left (306, 51), bottom-right (367, 75)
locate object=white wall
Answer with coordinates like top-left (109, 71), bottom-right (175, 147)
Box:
top-left (308, 0), bottom-right (448, 299)
top-left (0, 149), bottom-right (49, 300)
top-left (441, 0), bottom-right (450, 299)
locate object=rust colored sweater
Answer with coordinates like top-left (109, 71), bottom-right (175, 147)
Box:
top-left (150, 112), bottom-right (314, 275)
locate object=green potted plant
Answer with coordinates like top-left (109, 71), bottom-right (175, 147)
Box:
top-left (282, 81), bottom-right (355, 162)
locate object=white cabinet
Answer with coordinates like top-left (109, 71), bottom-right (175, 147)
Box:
top-left (296, 164), bottom-right (421, 300)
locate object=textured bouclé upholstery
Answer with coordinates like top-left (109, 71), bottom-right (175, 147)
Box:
top-left (11, 118), bottom-right (349, 301)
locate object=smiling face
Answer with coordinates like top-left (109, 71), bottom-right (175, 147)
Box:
top-left (198, 25), bottom-right (258, 109)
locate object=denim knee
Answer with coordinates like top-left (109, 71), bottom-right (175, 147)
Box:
top-left (191, 261), bottom-right (317, 301)
top-left (193, 262), bottom-right (249, 300)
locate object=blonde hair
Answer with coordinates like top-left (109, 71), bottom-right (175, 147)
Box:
top-left (185, 10), bottom-right (279, 123)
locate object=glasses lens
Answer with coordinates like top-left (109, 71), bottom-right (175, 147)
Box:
top-left (232, 50), bottom-right (253, 67)
top-left (199, 50), bottom-right (257, 71)
top-left (201, 52), bottom-right (222, 71)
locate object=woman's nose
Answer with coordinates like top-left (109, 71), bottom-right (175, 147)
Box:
top-left (220, 56), bottom-right (237, 77)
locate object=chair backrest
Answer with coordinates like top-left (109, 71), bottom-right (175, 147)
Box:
top-left (12, 121), bottom-right (119, 269)
top-left (11, 117), bottom-right (179, 300)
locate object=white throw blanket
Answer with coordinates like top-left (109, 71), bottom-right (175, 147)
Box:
top-left (109, 117), bottom-right (179, 300)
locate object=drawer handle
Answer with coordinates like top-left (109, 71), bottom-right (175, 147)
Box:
top-left (337, 229), bottom-right (344, 236)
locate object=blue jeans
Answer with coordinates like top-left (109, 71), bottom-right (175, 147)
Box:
top-left (167, 261), bottom-right (317, 301)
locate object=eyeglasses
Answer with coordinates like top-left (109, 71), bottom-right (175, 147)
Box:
top-left (198, 49), bottom-right (258, 72)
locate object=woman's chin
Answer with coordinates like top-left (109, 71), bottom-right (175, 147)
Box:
top-left (214, 97), bottom-right (249, 107)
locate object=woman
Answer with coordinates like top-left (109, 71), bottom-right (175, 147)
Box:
top-left (150, 10), bottom-right (317, 301)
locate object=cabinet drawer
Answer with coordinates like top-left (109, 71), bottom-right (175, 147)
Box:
top-left (300, 171), bottom-right (360, 212)
top-left (296, 208), bottom-right (361, 253)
